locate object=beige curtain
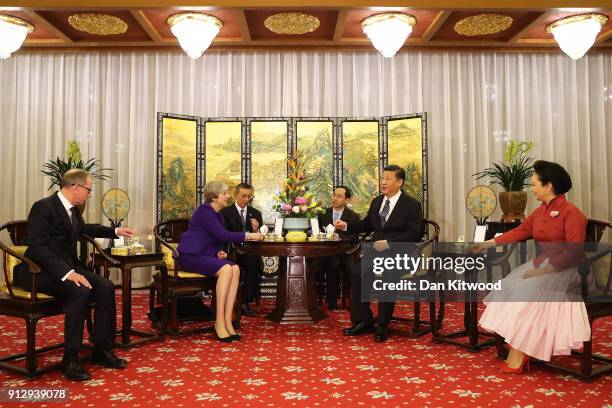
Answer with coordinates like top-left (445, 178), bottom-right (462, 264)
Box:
top-left (1, 50), bottom-right (610, 286)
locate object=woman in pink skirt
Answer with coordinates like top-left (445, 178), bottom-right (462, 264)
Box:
top-left (472, 160), bottom-right (590, 373)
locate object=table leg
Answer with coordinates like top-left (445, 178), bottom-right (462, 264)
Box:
top-left (267, 255), bottom-right (327, 324)
top-left (121, 266), bottom-right (132, 346)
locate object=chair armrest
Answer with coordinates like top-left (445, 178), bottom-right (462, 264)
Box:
top-left (2, 247), bottom-right (42, 274)
top-left (0, 240), bottom-right (43, 301)
top-left (578, 247), bottom-right (612, 276)
top-left (578, 247), bottom-right (612, 300)
top-left (81, 234), bottom-right (121, 266)
top-left (154, 231), bottom-right (180, 259)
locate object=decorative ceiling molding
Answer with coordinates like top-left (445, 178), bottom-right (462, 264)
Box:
top-left (454, 14), bottom-right (513, 36)
top-left (68, 13), bottom-right (128, 35)
top-left (8, 5), bottom-right (611, 53)
top-left (264, 12), bottom-right (320, 35)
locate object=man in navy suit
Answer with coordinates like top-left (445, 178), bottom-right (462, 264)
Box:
top-left (14, 169), bottom-right (134, 380)
top-left (335, 165), bottom-right (422, 342)
top-left (317, 186), bottom-right (360, 310)
top-left (221, 183), bottom-right (263, 317)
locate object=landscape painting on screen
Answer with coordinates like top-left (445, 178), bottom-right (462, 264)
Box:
top-left (342, 121), bottom-right (379, 216)
top-left (250, 121), bottom-right (288, 224)
top-left (387, 117), bottom-right (424, 206)
top-left (205, 121), bottom-right (242, 196)
top-left (161, 117), bottom-right (197, 220)
top-left (296, 121), bottom-right (334, 209)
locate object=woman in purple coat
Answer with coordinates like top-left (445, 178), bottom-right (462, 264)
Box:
top-left (178, 180), bottom-right (263, 342)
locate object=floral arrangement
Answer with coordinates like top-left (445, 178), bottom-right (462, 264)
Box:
top-left (272, 151), bottom-right (324, 219)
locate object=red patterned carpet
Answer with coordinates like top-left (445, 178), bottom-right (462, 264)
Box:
top-left (0, 291), bottom-right (610, 407)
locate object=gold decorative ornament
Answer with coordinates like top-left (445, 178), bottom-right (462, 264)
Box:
top-left (264, 12), bottom-right (320, 35)
top-left (0, 14), bottom-right (34, 33)
top-left (166, 12), bottom-right (223, 30)
top-left (361, 13), bottom-right (416, 29)
top-left (454, 14), bottom-right (513, 36)
top-left (545, 13), bottom-right (608, 33)
top-left (68, 13), bottom-right (128, 35)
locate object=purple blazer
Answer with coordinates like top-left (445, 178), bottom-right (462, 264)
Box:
top-left (178, 203), bottom-right (245, 256)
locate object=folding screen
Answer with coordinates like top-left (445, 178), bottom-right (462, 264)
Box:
top-left (157, 113), bottom-right (200, 221)
top-left (204, 120), bottom-right (243, 195)
top-left (157, 113), bottom-right (427, 221)
top-left (247, 119), bottom-right (290, 224)
top-left (340, 119), bottom-right (381, 216)
top-left (294, 119), bottom-right (335, 210)
top-left (385, 114), bottom-right (428, 215)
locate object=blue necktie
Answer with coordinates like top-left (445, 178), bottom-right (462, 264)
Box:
top-left (379, 199), bottom-right (390, 228)
top-left (333, 212), bottom-right (340, 223)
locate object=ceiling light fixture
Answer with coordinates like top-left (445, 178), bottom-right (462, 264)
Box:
top-left (361, 13), bottom-right (416, 58)
top-left (546, 14), bottom-right (608, 60)
top-left (0, 14), bottom-right (34, 59)
top-left (167, 13), bottom-right (223, 59)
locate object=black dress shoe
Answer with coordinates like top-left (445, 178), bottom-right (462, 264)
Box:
top-left (328, 302), bottom-right (338, 311)
top-left (374, 326), bottom-right (389, 342)
top-left (91, 350), bottom-right (127, 369)
top-left (61, 357), bottom-right (90, 381)
top-left (343, 322), bottom-right (376, 336)
top-left (213, 327), bottom-right (234, 343)
top-left (241, 303), bottom-right (257, 317)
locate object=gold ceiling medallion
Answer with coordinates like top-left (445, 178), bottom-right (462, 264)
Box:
top-left (68, 13), bottom-right (128, 35)
top-left (264, 12), bottom-right (320, 35)
top-left (454, 14), bottom-right (513, 36)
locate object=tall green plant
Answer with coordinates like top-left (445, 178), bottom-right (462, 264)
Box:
top-left (42, 141), bottom-right (112, 190)
top-left (473, 141), bottom-right (535, 191)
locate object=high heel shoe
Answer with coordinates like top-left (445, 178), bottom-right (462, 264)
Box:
top-left (499, 355), bottom-right (530, 374)
top-left (213, 326), bottom-right (233, 343)
top-left (230, 333), bottom-right (240, 341)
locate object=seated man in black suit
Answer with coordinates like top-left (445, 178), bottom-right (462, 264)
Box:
top-left (335, 165), bottom-right (422, 342)
top-left (317, 186), bottom-right (360, 310)
top-left (13, 169), bottom-right (134, 380)
top-left (221, 183), bottom-right (263, 317)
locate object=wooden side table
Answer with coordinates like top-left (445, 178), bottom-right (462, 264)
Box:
top-left (102, 250), bottom-right (168, 348)
top-left (430, 243), bottom-right (495, 352)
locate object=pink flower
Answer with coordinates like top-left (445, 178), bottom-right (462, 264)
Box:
top-left (283, 204), bottom-right (292, 211)
top-left (300, 205), bottom-right (308, 212)
top-left (294, 196), bottom-right (307, 205)
top-left (550, 210), bottom-right (559, 218)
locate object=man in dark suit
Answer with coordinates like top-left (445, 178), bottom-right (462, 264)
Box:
top-left (221, 183), bottom-right (263, 317)
top-left (317, 186), bottom-right (360, 310)
top-left (13, 169), bottom-right (134, 381)
top-left (335, 165), bottom-right (422, 342)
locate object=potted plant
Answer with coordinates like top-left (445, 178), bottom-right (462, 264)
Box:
top-left (473, 141), bottom-right (535, 221)
top-left (272, 150), bottom-right (324, 231)
top-left (42, 140), bottom-right (112, 190)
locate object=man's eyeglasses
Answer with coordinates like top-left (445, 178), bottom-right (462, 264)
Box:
top-left (76, 184), bottom-right (93, 193)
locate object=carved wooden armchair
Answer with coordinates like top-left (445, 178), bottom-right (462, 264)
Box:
top-left (0, 220), bottom-right (114, 377)
top-left (390, 218), bottom-right (442, 337)
top-left (493, 218), bottom-right (612, 381)
top-left (151, 218), bottom-right (242, 336)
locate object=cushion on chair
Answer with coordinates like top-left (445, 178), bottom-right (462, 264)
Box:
top-left (159, 243), bottom-right (206, 279)
top-left (0, 246), bottom-right (52, 300)
top-left (160, 243), bottom-right (178, 270)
